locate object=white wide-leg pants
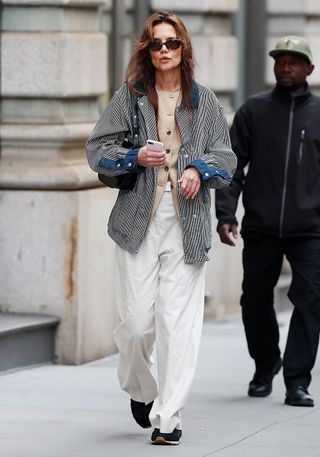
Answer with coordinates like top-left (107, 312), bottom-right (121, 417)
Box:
top-left (113, 187), bottom-right (206, 433)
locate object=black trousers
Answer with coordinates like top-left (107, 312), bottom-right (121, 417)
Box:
top-left (241, 235), bottom-right (320, 388)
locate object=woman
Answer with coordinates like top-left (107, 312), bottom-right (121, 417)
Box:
top-left (86, 10), bottom-right (236, 446)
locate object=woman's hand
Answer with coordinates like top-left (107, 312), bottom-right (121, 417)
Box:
top-left (178, 167), bottom-right (201, 199)
top-left (137, 145), bottom-right (166, 168)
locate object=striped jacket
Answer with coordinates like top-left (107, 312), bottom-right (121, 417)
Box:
top-left (86, 81), bottom-right (237, 264)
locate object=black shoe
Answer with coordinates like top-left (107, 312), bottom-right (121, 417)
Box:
top-left (130, 399), bottom-right (153, 428)
top-left (248, 357), bottom-right (282, 397)
top-left (151, 428), bottom-right (182, 445)
top-left (285, 386), bottom-right (314, 407)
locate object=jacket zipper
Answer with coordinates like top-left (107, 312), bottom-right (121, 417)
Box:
top-left (279, 98), bottom-right (295, 237)
top-left (298, 129), bottom-right (305, 164)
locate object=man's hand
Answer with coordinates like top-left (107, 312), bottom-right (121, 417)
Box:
top-left (217, 223), bottom-right (238, 246)
top-left (137, 145), bottom-right (166, 168)
top-left (178, 167), bottom-right (201, 199)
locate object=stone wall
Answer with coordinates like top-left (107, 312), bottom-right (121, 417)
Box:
top-left (0, 0), bottom-right (119, 364)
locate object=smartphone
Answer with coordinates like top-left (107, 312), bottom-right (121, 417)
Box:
top-left (147, 139), bottom-right (164, 152)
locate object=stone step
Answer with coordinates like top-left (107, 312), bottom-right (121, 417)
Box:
top-left (0, 313), bottom-right (60, 373)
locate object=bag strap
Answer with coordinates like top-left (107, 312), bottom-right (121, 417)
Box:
top-left (131, 94), bottom-right (140, 148)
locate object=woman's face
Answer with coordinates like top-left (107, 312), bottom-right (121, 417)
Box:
top-left (150, 22), bottom-right (182, 74)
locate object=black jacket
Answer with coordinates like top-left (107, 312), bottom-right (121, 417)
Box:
top-left (215, 83), bottom-right (320, 238)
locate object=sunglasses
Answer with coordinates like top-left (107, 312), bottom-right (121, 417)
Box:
top-left (149, 38), bottom-right (182, 52)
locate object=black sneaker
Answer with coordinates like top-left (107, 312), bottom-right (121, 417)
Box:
top-left (151, 428), bottom-right (182, 445)
top-left (130, 399), bottom-right (153, 428)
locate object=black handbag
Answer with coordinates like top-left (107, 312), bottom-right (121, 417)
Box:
top-left (98, 95), bottom-right (140, 191)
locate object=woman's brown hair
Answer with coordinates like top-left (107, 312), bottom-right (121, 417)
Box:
top-left (125, 10), bottom-right (195, 111)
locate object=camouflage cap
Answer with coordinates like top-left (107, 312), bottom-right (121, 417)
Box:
top-left (269, 35), bottom-right (313, 64)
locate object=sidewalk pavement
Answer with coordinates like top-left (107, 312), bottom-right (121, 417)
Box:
top-left (1, 310), bottom-right (319, 457)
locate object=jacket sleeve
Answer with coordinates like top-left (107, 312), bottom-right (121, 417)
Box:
top-left (187, 93), bottom-right (237, 190)
top-left (86, 85), bottom-right (143, 178)
top-left (215, 101), bottom-right (251, 227)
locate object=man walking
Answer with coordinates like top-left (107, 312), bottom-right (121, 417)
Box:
top-left (215, 36), bottom-right (320, 407)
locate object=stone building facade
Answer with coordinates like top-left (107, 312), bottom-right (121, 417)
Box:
top-left (1, 0), bottom-right (320, 363)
